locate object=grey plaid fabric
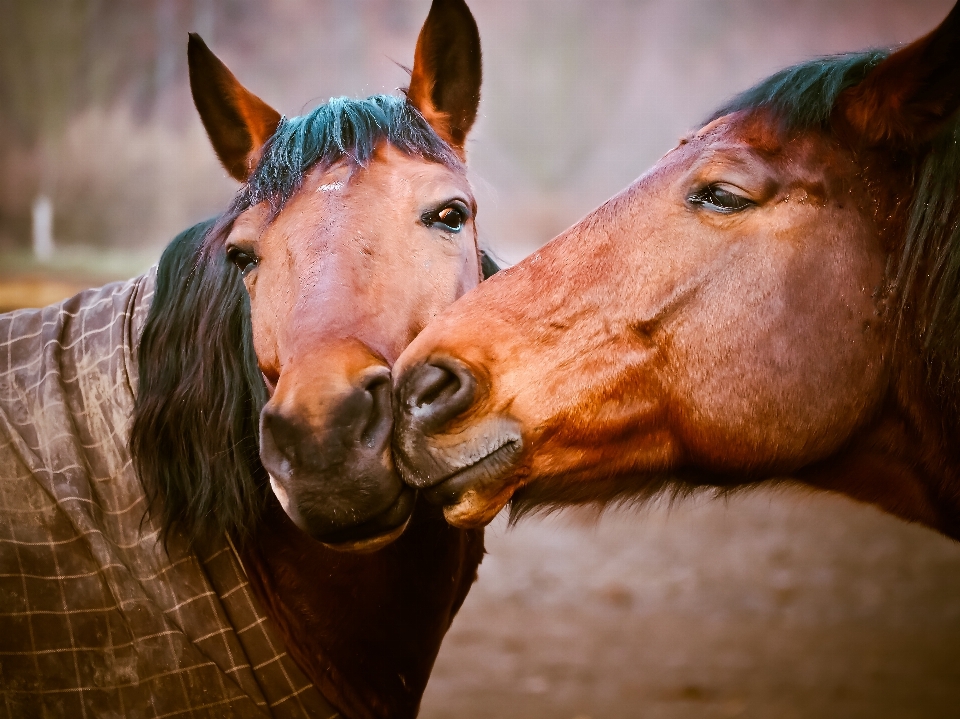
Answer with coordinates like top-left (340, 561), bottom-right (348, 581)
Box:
top-left (0, 271), bottom-right (338, 718)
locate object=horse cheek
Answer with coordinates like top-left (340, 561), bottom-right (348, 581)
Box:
top-left (248, 288), bottom-right (282, 382)
top-left (669, 217), bottom-right (885, 471)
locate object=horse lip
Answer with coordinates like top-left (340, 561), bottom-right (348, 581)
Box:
top-left (268, 473), bottom-right (293, 515)
top-left (420, 437), bottom-right (522, 507)
top-left (321, 513), bottom-right (412, 554)
top-left (315, 485), bottom-right (416, 550)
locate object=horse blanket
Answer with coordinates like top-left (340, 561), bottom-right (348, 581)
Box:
top-left (0, 272), bottom-right (338, 718)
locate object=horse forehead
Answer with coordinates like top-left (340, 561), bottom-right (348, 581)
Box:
top-left (680, 122), bottom-right (848, 191)
top-left (354, 143), bottom-right (469, 193)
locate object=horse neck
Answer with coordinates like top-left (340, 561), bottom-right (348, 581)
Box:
top-left (798, 348), bottom-right (960, 540)
top-left (240, 498), bottom-right (483, 719)
top-left (797, 148), bottom-right (960, 539)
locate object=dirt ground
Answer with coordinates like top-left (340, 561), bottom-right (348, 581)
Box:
top-left (419, 488), bottom-right (960, 719)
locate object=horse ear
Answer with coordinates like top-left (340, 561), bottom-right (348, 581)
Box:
top-left (407, 0), bottom-right (482, 156)
top-left (188, 33), bottom-right (282, 181)
top-left (838, 2), bottom-right (960, 145)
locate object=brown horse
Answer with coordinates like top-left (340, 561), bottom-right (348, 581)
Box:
top-left (0, 2), bottom-right (487, 718)
top-left (135, 1), bottom-right (487, 714)
top-left (392, 2), bottom-right (960, 542)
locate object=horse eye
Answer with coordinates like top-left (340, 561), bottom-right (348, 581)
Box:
top-left (227, 247), bottom-right (259, 277)
top-left (423, 203), bottom-right (469, 233)
top-left (436, 207), bottom-right (465, 231)
top-left (689, 185), bottom-right (754, 214)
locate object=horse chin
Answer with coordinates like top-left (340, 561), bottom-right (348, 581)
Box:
top-left (269, 473), bottom-right (417, 550)
top-left (398, 424), bottom-right (525, 528)
top-left (321, 514), bottom-right (412, 554)
top-left (441, 485), bottom-right (515, 529)
top-left (312, 485), bottom-right (416, 549)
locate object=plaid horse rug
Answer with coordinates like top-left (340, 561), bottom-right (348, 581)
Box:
top-left (0, 272), bottom-right (337, 718)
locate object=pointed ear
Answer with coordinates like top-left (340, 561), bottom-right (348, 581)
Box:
top-left (407, 0), bottom-right (482, 157)
top-left (188, 33), bottom-right (282, 181)
top-left (837, 2), bottom-right (960, 145)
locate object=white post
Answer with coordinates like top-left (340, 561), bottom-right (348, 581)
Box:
top-left (32, 194), bottom-right (54, 261)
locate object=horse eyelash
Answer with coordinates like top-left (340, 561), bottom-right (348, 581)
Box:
top-left (227, 247), bottom-right (260, 275)
top-left (688, 185), bottom-right (755, 214)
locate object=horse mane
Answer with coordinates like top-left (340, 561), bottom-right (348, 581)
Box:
top-left (709, 50), bottom-right (889, 130)
top-left (241, 94), bottom-right (461, 215)
top-left (131, 218), bottom-right (267, 549)
top-left (131, 95), bottom-right (464, 548)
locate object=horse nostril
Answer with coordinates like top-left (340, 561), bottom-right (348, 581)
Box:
top-left (259, 409), bottom-right (300, 481)
top-left (401, 357), bottom-right (476, 431)
top-left (358, 367), bottom-right (393, 450)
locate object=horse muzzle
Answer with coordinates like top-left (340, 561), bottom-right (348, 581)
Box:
top-left (260, 362), bottom-right (415, 549)
top-left (393, 357), bottom-right (524, 528)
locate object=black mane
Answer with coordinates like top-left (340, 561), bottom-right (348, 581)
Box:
top-left (709, 50), bottom-right (888, 130)
top-left (131, 219), bottom-right (265, 548)
top-left (241, 94), bottom-right (460, 216)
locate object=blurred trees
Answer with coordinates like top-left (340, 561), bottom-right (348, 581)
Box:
top-left (0, 0), bottom-right (954, 261)
top-left (0, 0), bottom-right (251, 251)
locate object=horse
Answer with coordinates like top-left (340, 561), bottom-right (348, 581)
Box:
top-left (391, 1), bottom-right (960, 543)
top-left (0, 1), bottom-right (494, 717)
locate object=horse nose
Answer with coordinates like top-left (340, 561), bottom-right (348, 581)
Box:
top-left (261, 366), bottom-right (392, 475)
top-left (259, 365), bottom-right (398, 537)
top-left (398, 357), bottom-right (476, 433)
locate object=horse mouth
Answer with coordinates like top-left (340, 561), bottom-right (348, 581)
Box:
top-left (419, 437), bottom-right (523, 510)
top-left (317, 485), bottom-right (416, 552)
top-left (270, 473), bottom-right (416, 552)
top-left (320, 513), bottom-right (413, 553)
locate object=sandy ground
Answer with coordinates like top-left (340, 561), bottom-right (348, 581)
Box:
top-left (419, 488), bottom-right (960, 719)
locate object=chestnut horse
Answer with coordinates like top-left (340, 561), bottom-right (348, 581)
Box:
top-left (0, 1), bottom-right (491, 718)
top-left (393, 2), bottom-right (960, 542)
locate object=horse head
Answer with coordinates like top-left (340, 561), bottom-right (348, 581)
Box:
top-left (133, 0), bottom-right (485, 552)
top-left (393, 2), bottom-right (960, 538)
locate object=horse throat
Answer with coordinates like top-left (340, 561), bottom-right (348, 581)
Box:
top-left (240, 497), bottom-right (483, 719)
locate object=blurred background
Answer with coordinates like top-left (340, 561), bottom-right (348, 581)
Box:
top-left (3, 0), bottom-right (957, 302)
top-left (3, 0), bottom-right (960, 716)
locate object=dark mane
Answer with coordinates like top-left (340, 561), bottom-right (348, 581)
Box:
top-left (709, 50), bottom-right (888, 130)
top-left (131, 95), bottom-right (460, 548)
top-left (894, 120), bottom-right (960, 420)
top-left (131, 219), bottom-right (265, 548)
top-left (241, 94), bottom-right (460, 216)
